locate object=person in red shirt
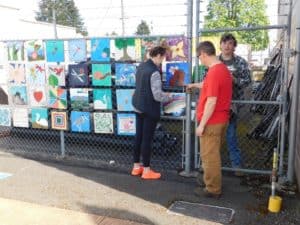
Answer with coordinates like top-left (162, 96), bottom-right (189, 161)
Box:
top-left (187, 41), bottom-right (232, 198)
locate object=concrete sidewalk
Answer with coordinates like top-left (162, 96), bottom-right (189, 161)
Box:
top-left (0, 152), bottom-right (299, 225)
top-left (0, 198), bottom-right (146, 225)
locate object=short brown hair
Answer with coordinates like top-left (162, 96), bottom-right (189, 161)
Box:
top-left (196, 41), bottom-right (216, 56)
top-left (220, 33), bottom-right (237, 47)
top-left (149, 46), bottom-right (166, 57)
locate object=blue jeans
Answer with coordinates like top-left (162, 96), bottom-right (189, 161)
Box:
top-left (226, 119), bottom-right (242, 168)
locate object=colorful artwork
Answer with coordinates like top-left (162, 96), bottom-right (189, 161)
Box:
top-left (117, 113), bottom-right (136, 136)
top-left (48, 87), bottom-right (67, 109)
top-left (9, 85), bottom-right (28, 105)
top-left (166, 37), bottom-right (188, 61)
top-left (51, 111), bottom-right (67, 130)
top-left (140, 38), bottom-right (160, 61)
top-left (6, 41), bottom-right (24, 61)
top-left (93, 89), bottom-right (112, 110)
top-left (45, 40), bottom-right (65, 62)
top-left (94, 112), bottom-right (113, 134)
top-left (29, 87), bottom-right (47, 107)
top-left (31, 108), bottom-right (48, 129)
top-left (166, 62), bottom-right (190, 87)
top-left (116, 89), bottom-right (134, 111)
top-left (70, 88), bottom-right (89, 109)
top-left (162, 93), bottom-right (186, 116)
top-left (112, 38), bottom-right (137, 61)
top-left (92, 64), bottom-right (111, 86)
top-left (68, 39), bottom-right (86, 62)
top-left (91, 38), bottom-right (110, 62)
top-left (0, 85), bottom-right (8, 105)
top-left (71, 111), bottom-right (90, 132)
top-left (0, 108), bottom-right (11, 126)
top-left (115, 63), bottom-right (136, 86)
top-left (26, 63), bottom-right (46, 85)
top-left (25, 40), bottom-right (45, 61)
top-left (47, 65), bottom-right (65, 87)
top-left (68, 64), bottom-right (89, 87)
top-left (13, 108), bottom-right (29, 128)
top-left (8, 63), bottom-right (26, 84)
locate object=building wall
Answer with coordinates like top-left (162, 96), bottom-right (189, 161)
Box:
top-left (278, 0), bottom-right (300, 188)
top-left (0, 5), bottom-right (81, 41)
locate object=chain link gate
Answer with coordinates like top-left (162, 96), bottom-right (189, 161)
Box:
top-left (0, 34), bottom-right (189, 172)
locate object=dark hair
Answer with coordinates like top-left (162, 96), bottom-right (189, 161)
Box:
top-left (220, 33), bottom-right (237, 47)
top-left (149, 46), bottom-right (166, 57)
top-left (196, 41), bottom-right (216, 56)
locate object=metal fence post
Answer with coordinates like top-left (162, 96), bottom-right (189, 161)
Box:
top-left (279, 0), bottom-right (292, 176)
top-left (182, 0), bottom-right (193, 176)
top-left (287, 27), bottom-right (300, 182)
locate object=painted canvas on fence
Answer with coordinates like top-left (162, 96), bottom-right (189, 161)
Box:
top-left (0, 108), bottom-right (11, 126)
top-left (162, 93), bottom-right (186, 117)
top-left (140, 38), bottom-right (161, 61)
top-left (115, 63), bottom-right (136, 86)
top-left (47, 65), bottom-right (65, 87)
top-left (70, 88), bottom-right (89, 109)
top-left (29, 87), bottom-right (47, 107)
top-left (116, 89), bottom-right (134, 111)
top-left (26, 63), bottom-right (46, 85)
top-left (166, 37), bottom-right (188, 61)
top-left (117, 113), bottom-right (136, 136)
top-left (13, 108), bottom-right (29, 128)
top-left (166, 62), bottom-right (190, 87)
top-left (111, 38), bottom-right (137, 61)
top-left (68, 64), bottom-right (89, 87)
top-left (71, 111), bottom-right (90, 133)
top-left (68, 39), bottom-right (86, 62)
top-left (25, 40), bottom-right (45, 61)
top-left (9, 85), bottom-right (28, 105)
top-left (45, 40), bottom-right (64, 62)
top-left (91, 38), bottom-right (110, 62)
top-left (51, 111), bottom-right (67, 130)
top-left (31, 108), bottom-right (48, 129)
top-left (7, 41), bottom-right (24, 61)
top-left (0, 85), bottom-right (8, 105)
top-left (93, 89), bottom-right (112, 110)
top-left (8, 63), bottom-right (26, 84)
top-left (48, 87), bottom-right (67, 109)
top-left (92, 64), bottom-right (111, 86)
top-left (94, 112), bottom-right (113, 134)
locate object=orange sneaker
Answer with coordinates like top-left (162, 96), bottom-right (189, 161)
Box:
top-left (141, 169), bottom-right (161, 180)
top-left (131, 166), bottom-right (144, 176)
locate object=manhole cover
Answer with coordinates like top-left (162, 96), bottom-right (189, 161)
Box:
top-left (167, 201), bottom-right (235, 224)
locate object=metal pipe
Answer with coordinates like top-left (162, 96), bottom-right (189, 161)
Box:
top-left (279, 0), bottom-right (292, 176)
top-left (222, 167), bottom-right (272, 175)
top-left (182, 0), bottom-right (193, 176)
top-left (0, 34), bottom-right (185, 42)
top-left (199, 24), bottom-right (287, 33)
top-left (194, 0), bottom-right (200, 169)
top-left (232, 100), bottom-right (282, 105)
top-left (287, 28), bottom-right (300, 182)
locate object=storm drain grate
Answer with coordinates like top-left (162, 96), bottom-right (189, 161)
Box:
top-left (167, 201), bottom-right (235, 224)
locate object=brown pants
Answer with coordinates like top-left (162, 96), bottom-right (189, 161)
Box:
top-left (199, 123), bottom-right (227, 194)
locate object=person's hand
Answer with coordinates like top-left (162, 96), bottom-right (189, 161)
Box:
top-left (196, 124), bottom-right (205, 136)
top-left (186, 84), bottom-right (194, 93)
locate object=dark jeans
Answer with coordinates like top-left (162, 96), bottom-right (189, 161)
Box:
top-left (133, 112), bottom-right (158, 167)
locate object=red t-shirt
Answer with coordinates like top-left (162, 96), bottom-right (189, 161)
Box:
top-left (197, 63), bottom-right (232, 124)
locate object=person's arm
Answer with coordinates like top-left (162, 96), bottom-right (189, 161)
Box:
top-left (150, 71), bottom-right (171, 102)
top-left (196, 97), bottom-right (217, 136)
top-left (186, 82), bottom-right (203, 92)
top-left (235, 57), bottom-right (251, 88)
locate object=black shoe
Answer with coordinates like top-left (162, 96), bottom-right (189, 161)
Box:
top-left (194, 187), bottom-right (221, 199)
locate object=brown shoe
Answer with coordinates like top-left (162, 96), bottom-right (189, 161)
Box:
top-left (194, 187), bottom-right (221, 199)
